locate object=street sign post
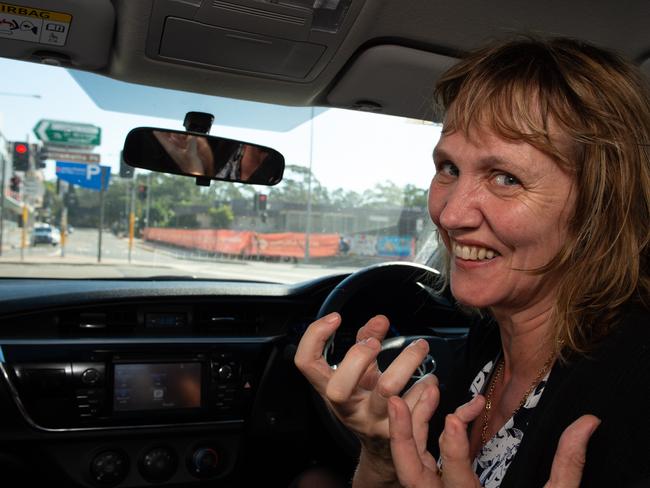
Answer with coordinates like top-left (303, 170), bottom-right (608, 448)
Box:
top-left (41, 148), bottom-right (100, 163)
top-left (55, 161), bottom-right (110, 191)
top-left (33, 120), bottom-right (101, 146)
top-left (55, 162), bottom-right (111, 263)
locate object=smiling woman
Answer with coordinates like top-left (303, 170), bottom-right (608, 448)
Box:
top-left (296, 37), bottom-right (650, 488)
top-left (430, 129), bottom-right (576, 313)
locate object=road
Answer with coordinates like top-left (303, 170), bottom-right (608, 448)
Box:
top-left (0, 227), bottom-right (360, 282)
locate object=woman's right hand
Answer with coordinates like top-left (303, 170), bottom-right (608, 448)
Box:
top-left (294, 312), bottom-right (440, 472)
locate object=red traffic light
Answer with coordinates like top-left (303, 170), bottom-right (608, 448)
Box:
top-left (12, 141), bottom-right (30, 171)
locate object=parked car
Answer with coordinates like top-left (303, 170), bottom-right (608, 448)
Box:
top-left (30, 224), bottom-right (60, 246)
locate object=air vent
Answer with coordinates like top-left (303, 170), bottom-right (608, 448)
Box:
top-left (212, 1), bottom-right (307, 25)
top-left (196, 305), bottom-right (259, 335)
top-left (59, 308), bottom-right (137, 337)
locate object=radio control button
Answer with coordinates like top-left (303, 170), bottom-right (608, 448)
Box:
top-left (81, 368), bottom-right (101, 385)
top-left (73, 363), bottom-right (105, 387)
top-left (217, 365), bottom-right (232, 380)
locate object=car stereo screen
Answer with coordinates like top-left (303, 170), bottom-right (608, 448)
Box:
top-left (113, 362), bottom-right (201, 411)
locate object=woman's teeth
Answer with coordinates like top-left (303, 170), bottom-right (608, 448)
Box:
top-left (452, 242), bottom-right (497, 261)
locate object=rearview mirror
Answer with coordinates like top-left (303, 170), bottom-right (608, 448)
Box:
top-left (122, 128), bottom-right (285, 185)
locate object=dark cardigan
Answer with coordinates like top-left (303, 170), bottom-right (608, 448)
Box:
top-left (429, 305), bottom-right (650, 488)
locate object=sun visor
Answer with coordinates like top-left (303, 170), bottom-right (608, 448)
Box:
top-left (0, 0), bottom-right (114, 69)
top-left (69, 69), bottom-right (328, 132)
top-left (327, 45), bottom-right (458, 122)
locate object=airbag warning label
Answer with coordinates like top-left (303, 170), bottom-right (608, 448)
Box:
top-left (0, 3), bottom-right (71, 46)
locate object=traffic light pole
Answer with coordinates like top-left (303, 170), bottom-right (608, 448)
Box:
top-left (145, 172), bottom-right (151, 230)
top-left (20, 205), bottom-right (27, 261)
top-left (97, 171), bottom-right (105, 263)
top-left (60, 205), bottom-right (67, 258)
top-left (128, 178), bottom-right (136, 263)
top-left (0, 154), bottom-right (5, 257)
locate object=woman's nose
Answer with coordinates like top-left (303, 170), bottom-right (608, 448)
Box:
top-left (437, 181), bottom-right (483, 231)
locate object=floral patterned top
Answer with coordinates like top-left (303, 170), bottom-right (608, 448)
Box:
top-left (469, 358), bottom-right (551, 487)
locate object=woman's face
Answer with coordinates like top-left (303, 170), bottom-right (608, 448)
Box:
top-left (428, 128), bottom-right (575, 312)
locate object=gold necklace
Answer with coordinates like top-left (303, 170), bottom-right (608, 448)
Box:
top-left (480, 355), bottom-right (555, 446)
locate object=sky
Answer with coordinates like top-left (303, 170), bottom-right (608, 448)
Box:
top-left (0, 57), bottom-right (442, 193)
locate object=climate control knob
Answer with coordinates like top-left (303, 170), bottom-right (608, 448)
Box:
top-left (90, 450), bottom-right (128, 486)
top-left (138, 446), bottom-right (177, 483)
top-left (189, 447), bottom-right (220, 478)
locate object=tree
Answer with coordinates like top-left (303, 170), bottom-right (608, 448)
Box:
top-left (402, 184), bottom-right (428, 208)
top-left (361, 181), bottom-right (404, 207)
top-left (268, 164), bottom-right (329, 205)
top-left (208, 205), bottom-right (234, 228)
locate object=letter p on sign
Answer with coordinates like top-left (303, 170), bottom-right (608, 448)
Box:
top-left (86, 164), bottom-right (101, 180)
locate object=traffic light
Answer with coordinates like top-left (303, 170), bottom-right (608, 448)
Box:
top-left (137, 184), bottom-right (148, 201)
top-left (9, 175), bottom-right (20, 193)
top-left (35, 144), bottom-right (46, 169)
top-left (258, 193), bottom-right (267, 211)
top-left (12, 141), bottom-right (29, 171)
top-left (64, 187), bottom-right (78, 207)
top-left (119, 151), bottom-right (134, 178)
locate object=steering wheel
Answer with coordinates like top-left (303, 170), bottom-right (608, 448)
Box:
top-left (313, 261), bottom-right (463, 457)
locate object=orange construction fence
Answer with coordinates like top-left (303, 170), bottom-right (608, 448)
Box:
top-left (143, 228), bottom-right (340, 258)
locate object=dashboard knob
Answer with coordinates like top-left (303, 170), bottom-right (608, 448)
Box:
top-left (81, 368), bottom-right (101, 385)
top-left (217, 365), bottom-right (232, 380)
top-left (90, 450), bottom-right (128, 486)
top-left (189, 447), bottom-right (220, 478)
top-left (138, 446), bottom-right (177, 483)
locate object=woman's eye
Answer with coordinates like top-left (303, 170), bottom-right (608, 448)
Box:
top-left (494, 173), bottom-right (520, 186)
top-left (438, 161), bottom-right (459, 177)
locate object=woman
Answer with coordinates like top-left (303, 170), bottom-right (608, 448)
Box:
top-left (295, 37), bottom-right (650, 487)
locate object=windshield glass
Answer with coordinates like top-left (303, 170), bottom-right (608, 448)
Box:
top-left (0, 58), bottom-right (441, 283)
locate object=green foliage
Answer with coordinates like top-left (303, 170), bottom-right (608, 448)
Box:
top-left (208, 205), bottom-right (234, 228)
top-left (53, 166), bottom-right (427, 231)
top-left (268, 164), bottom-right (330, 204)
top-left (175, 212), bottom-right (200, 229)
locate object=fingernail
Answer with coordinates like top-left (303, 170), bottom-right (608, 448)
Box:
top-left (324, 312), bottom-right (339, 324)
top-left (589, 418), bottom-right (602, 435)
top-left (407, 339), bottom-right (422, 348)
top-left (363, 337), bottom-right (380, 349)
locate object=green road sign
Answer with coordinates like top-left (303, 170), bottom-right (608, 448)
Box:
top-left (33, 119), bottom-right (101, 146)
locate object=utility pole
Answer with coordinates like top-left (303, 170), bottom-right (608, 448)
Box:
top-left (0, 150), bottom-right (6, 257)
top-left (128, 176), bottom-right (136, 263)
top-left (145, 172), bottom-right (151, 230)
top-left (303, 106), bottom-right (315, 264)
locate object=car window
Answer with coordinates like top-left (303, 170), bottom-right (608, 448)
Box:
top-left (0, 58), bottom-right (442, 283)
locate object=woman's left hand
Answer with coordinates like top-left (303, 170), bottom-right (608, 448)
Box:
top-left (388, 394), bottom-right (601, 488)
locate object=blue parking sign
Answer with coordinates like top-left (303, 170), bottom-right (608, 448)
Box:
top-left (55, 161), bottom-right (110, 191)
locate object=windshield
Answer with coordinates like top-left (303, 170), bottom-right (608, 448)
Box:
top-left (0, 58), bottom-right (441, 283)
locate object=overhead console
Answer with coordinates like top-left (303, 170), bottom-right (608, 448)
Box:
top-left (146, 0), bottom-right (367, 80)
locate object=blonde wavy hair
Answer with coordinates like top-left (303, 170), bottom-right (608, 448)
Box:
top-left (433, 37), bottom-right (650, 355)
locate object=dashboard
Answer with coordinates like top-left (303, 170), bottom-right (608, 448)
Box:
top-left (0, 274), bottom-right (467, 487)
